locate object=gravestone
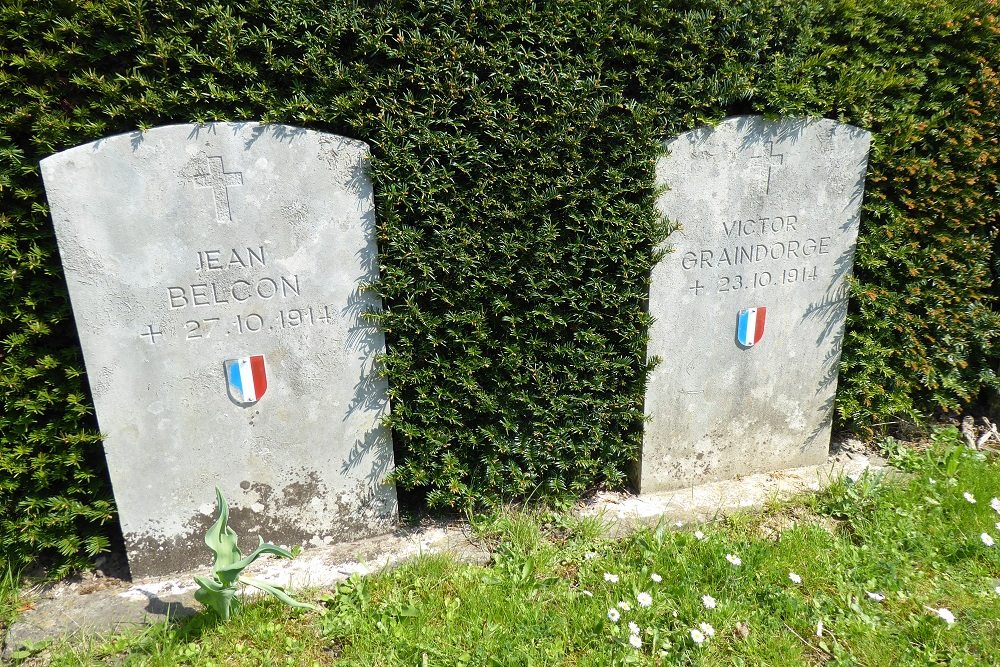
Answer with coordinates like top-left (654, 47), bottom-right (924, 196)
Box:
top-left (635, 116), bottom-right (871, 492)
top-left (41, 123), bottom-right (397, 576)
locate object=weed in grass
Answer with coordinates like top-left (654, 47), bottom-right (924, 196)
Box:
top-left (194, 487), bottom-right (318, 621)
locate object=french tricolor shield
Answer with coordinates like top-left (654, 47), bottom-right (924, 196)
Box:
top-left (224, 355), bottom-right (268, 405)
top-left (736, 306), bottom-right (767, 348)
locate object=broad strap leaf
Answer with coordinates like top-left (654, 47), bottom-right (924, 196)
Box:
top-left (240, 576), bottom-right (319, 612)
top-left (193, 574), bottom-right (238, 621)
top-left (214, 537), bottom-right (294, 582)
top-left (205, 486), bottom-right (242, 579)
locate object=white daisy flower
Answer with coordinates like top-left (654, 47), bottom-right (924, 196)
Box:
top-left (928, 478), bottom-right (936, 484)
top-left (991, 497), bottom-right (1000, 513)
top-left (930, 607), bottom-right (956, 625)
top-left (981, 533), bottom-right (995, 547)
top-left (690, 628), bottom-right (706, 644)
top-left (584, 551), bottom-right (597, 560)
top-left (650, 573), bottom-right (662, 583)
top-left (607, 608), bottom-right (620, 622)
top-left (618, 601), bottom-right (631, 611)
top-left (963, 491), bottom-right (977, 504)
top-left (701, 594), bottom-right (717, 609)
top-left (789, 572), bottom-right (802, 584)
top-left (637, 592), bottom-right (652, 608)
top-left (694, 530), bottom-right (705, 540)
top-left (628, 621), bottom-right (640, 635)
top-left (604, 572), bottom-right (619, 583)
top-left (699, 622), bottom-right (716, 637)
top-left (866, 591), bottom-right (886, 602)
top-left (726, 553), bottom-right (742, 566)
top-left (629, 633), bottom-right (642, 649)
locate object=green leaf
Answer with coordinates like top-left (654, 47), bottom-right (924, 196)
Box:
top-left (193, 574), bottom-right (238, 621)
top-left (205, 487), bottom-right (243, 582)
top-left (215, 537), bottom-right (294, 582)
top-left (240, 577), bottom-right (319, 612)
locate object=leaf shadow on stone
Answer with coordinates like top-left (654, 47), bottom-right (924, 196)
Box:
top-left (129, 130), bottom-right (144, 152)
top-left (241, 123), bottom-right (308, 150)
top-left (801, 156), bottom-right (871, 446)
top-left (179, 121), bottom-right (310, 149)
top-left (800, 247), bottom-right (857, 447)
top-left (841, 152), bottom-right (871, 233)
top-left (342, 206), bottom-right (389, 391)
top-left (339, 199), bottom-right (394, 485)
top-left (185, 123), bottom-right (221, 141)
top-left (135, 588), bottom-right (200, 624)
top-left (734, 114), bottom-right (808, 154)
top-left (340, 426), bottom-right (394, 486)
top-left (346, 158), bottom-right (369, 195)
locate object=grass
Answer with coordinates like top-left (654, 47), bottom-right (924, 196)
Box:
top-left (1, 566), bottom-right (22, 634)
top-left (12, 428), bottom-right (1000, 666)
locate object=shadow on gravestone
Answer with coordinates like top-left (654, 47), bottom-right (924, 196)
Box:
top-left (40, 123), bottom-right (398, 578)
top-left (635, 115), bottom-right (872, 493)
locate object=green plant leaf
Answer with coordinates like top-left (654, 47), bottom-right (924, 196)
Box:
top-left (215, 537), bottom-right (294, 581)
top-left (240, 576), bottom-right (319, 612)
top-left (205, 487), bottom-right (243, 582)
top-left (193, 574), bottom-right (238, 621)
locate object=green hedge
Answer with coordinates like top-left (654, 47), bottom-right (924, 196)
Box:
top-left (1, 0), bottom-right (997, 574)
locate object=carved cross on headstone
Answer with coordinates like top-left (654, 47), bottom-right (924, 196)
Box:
top-left (139, 324), bottom-right (162, 344)
top-left (749, 141), bottom-right (783, 195)
top-left (192, 156), bottom-right (243, 222)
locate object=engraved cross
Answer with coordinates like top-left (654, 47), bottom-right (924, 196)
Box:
top-left (750, 141), bottom-right (783, 195)
top-left (192, 156), bottom-right (243, 222)
top-left (140, 324), bottom-right (163, 344)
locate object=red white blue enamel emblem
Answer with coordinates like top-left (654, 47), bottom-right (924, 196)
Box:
top-left (737, 307), bottom-right (767, 348)
top-left (224, 355), bottom-right (268, 405)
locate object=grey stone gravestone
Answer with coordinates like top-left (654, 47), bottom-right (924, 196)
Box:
top-left (41, 123), bottom-right (397, 577)
top-left (636, 116), bottom-right (871, 492)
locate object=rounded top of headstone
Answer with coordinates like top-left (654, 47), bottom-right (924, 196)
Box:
top-left (40, 122), bottom-right (369, 168)
top-left (664, 115), bottom-right (871, 151)
top-left (656, 115), bottom-right (872, 216)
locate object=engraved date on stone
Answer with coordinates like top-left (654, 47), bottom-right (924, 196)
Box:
top-left (716, 265), bottom-right (819, 293)
top-left (278, 306), bottom-right (333, 328)
top-left (185, 317), bottom-right (220, 339)
top-left (182, 306), bottom-right (337, 340)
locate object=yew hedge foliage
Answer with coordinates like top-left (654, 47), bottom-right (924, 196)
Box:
top-left (1, 0), bottom-right (997, 574)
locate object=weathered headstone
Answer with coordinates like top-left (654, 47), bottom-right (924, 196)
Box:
top-left (636, 116), bottom-right (871, 492)
top-left (41, 123), bottom-right (397, 576)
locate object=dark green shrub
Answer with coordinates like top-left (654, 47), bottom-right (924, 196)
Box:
top-left (795, 0), bottom-right (1000, 429)
top-left (1, 0), bottom-right (997, 573)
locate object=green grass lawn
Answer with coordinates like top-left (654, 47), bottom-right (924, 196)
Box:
top-left (11, 429), bottom-right (1000, 665)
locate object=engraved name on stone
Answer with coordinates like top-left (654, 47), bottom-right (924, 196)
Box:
top-left (680, 214), bottom-right (831, 296)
